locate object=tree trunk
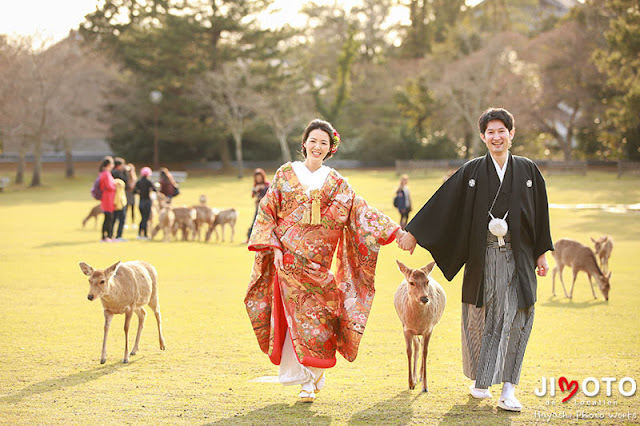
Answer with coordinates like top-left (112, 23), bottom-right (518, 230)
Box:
top-left (15, 138), bottom-right (26, 185)
top-left (276, 129), bottom-right (292, 163)
top-left (64, 137), bottom-right (74, 178)
top-left (219, 138), bottom-right (232, 169)
top-left (30, 135), bottom-right (42, 187)
top-left (232, 130), bottom-right (244, 178)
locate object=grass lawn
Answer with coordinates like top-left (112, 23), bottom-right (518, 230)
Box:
top-left (0, 167), bottom-right (638, 425)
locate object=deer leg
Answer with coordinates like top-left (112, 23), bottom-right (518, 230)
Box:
top-left (569, 269), bottom-right (578, 299)
top-left (551, 266), bottom-right (558, 296)
top-left (421, 332), bottom-right (432, 393)
top-left (230, 223), bottom-right (235, 243)
top-left (123, 310), bottom-right (133, 363)
top-left (413, 337), bottom-right (420, 384)
top-left (404, 330), bottom-right (415, 390)
top-left (587, 275), bottom-right (597, 299)
top-left (101, 311), bottom-right (114, 364)
top-left (221, 224), bottom-right (226, 242)
top-left (130, 307), bottom-right (146, 356)
top-left (148, 298), bottom-right (166, 350)
top-left (558, 265), bottom-right (570, 298)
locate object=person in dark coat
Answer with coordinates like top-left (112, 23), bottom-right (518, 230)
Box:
top-left (397, 107), bottom-right (553, 412)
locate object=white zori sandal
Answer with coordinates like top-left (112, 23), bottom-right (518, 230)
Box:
top-left (298, 389), bottom-right (315, 403)
top-left (298, 382), bottom-right (316, 403)
top-left (498, 396), bottom-right (523, 412)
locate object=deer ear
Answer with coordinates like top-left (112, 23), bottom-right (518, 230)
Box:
top-left (607, 272), bottom-right (612, 280)
top-left (421, 261), bottom-right (436, 275)
top-left (105, 261), bottom-right (122, 278)
top-left (590, 237), bottom-right (596, 243)
top-left (79, 262), bottom-right (93, 276)
top-left (396, 260), bottom-right (411, 279)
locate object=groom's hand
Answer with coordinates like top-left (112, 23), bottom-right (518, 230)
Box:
top-left (397, 231), bottom-right (417, 254)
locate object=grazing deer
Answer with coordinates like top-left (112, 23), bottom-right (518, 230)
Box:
top-left (591, 235), bottom-right (614, 274)
top-left (79, 260), bottom-right (166, 364)
top-left (207, 208), bottom-right (237, 242)
top-left (82, 204), bottom-right (103, 228)
top-left (552, 238), bottom-right (611, 301)
top-left (192, 205), bottom-right (216, 241)
top-left (171, 207), bottom-right (197, 241)
top-left (394, 260), bottom-right (446, 392)
top-left (151, 205), bottom-right (176, 242)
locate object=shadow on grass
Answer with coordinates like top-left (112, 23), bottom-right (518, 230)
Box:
top-left (348, 390), bottom-right (416, 425)
top-left (0, 360), bottom-right (134, 404)
top-left (439, 397), bottom-right (517, 425)
top-left (539, 296), bottom-right (608, 309)
top-left (208, 403), bottom-right (332, 425)
top-left (35, 240), bottom-right (98, 248)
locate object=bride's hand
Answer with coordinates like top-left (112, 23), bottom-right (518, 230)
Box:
top-left (273, 247), bottom-right (283, 269)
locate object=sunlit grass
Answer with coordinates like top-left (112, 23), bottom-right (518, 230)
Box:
top-left (0, 168), bottom-right (638, 425)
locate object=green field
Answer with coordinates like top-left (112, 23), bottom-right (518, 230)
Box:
top-left (0, 168), bottom-right (639, 425)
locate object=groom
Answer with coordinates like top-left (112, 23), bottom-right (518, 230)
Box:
top-left (397, 107), bottom-right (553, 412)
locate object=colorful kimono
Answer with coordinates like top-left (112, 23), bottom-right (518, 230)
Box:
top-left (245, 162), bottom-right (399, 369)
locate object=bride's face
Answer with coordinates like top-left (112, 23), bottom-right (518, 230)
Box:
top-left (304, 129), bottom-right (331, 164)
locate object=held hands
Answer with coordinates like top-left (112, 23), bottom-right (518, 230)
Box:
top-left (536, 253), bottom-right (549, 277)
top-left (396, 229), bottom-right (417, 254)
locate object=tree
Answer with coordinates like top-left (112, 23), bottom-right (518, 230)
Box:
top-left (194, 60), bottom-right (258, 178)
top-left (508, 21), bottom-right (607, 161)
top-left (593, 0), bottom-right (640, 159)
top-left (435, 32), bottom-right (528, 157)
top-left (80, 0), bottom-right (273, 167)
top-left (397, 0), bottom-right (465, 58)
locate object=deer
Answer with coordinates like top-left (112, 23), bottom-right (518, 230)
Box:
top-left (79, 260), bottom-right (166, 364)
top-left (591, 235), bottom-right (614, 274)
top-left (394, 260), bottom-right (446, 392)
top-left (171, 206), bottom-right (197, 241)
top-left (82, 204), bottom-right (103, 228)
top-left (151, 205), bottom-right (176, 242)
top-left (206, 208), bottom-right (237, 242)
top-left (192, 204), bottom-right (216, 241)
top-left (552, 238), bottom-right (611, 301)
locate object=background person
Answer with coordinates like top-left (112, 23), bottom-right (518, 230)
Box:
top-left (111, 157), bottom-right (128, 239)
top-left (134, 167), bottom-right (156, 239)
top-left (159, 167), bottom-right (179, 200)
top-left (245, 168), bottom-right (270, 243)
top-left (393, 174), bottom-right (412, 229)
top-left (98, 156), bottom-right (116, 242)
top-left (126, 163), bottom-right (138, 227)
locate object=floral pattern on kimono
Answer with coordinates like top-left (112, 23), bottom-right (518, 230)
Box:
top-left (245, 162), bottom-right (399, 368)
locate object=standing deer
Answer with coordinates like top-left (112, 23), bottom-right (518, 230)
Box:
top-left (591, 235), bottom-right (614, 274)
top-left (79, 260), bottom-right (166, 364)
top-left (394, 260), bottom-right (446, 392)
top-left (552, 238), bottom-right (611, 301)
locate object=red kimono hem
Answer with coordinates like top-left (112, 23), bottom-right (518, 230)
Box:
top-left (268, 273), bottom-right (338, 369)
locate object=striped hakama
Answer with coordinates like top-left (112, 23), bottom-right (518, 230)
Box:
top-left (461, 231), bottom-right (535, 389)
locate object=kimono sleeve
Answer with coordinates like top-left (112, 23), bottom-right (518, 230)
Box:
top-left (405, 166), bottom-right (472, 281)
top-left (247, 169), bottom-right (284, 252)
top-left (335, 183), bottom-right (400, 362)
top-left (532, 164), bottom-right (554, 259)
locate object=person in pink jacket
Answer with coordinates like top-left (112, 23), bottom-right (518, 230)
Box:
top-left (98, 156), bottom-right (117, 242)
